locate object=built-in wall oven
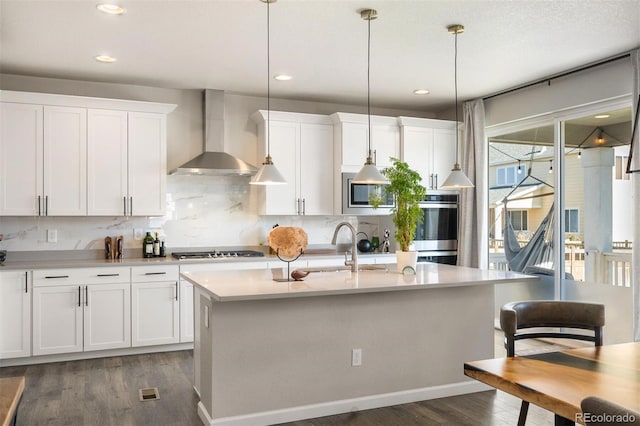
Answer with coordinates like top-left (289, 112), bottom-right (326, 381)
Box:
top-left (414, 193), bottom-right (459, 265)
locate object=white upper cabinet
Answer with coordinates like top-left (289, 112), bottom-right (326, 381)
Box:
top-left (44, 106), bottom-right (87, 215)
top-left (330, 112), bottom-right (400, 172)
top-left (0, 102), bottom-right (43, 215)
top-left (0, 90), bottom-right (175, 217)
top-left (88, 111), bottom-right (167, 216)
top-left (252, 111), bottom-right (334, 215)
top-left (399, 117), bottom-right (458, 191)
top-left (0, 103), bottom-right (87, 215)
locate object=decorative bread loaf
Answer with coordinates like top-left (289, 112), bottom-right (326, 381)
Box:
top-left (268, 226), bottom-right (308, 259)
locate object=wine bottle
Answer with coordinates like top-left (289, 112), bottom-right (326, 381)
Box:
top-left (144, 232), bottom-right (154, 258)
top-left (153, 232), bottom-right (160, 257)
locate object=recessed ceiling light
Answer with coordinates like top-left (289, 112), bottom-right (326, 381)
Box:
top-left (97, 4), bottom-right (125, 15)
top-left (95, 55), bottom-right (117, 63)
top-left (274, 74), bottom-right (293, 81)
top-left (594, 114), bottom-right (610, 119)
top-left (413, 89), bottom-right (430, 95)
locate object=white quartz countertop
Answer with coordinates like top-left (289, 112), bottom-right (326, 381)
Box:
top-left (181, 263), bottom-right (538, 301)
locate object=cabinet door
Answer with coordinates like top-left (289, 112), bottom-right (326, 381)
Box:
top-left (43, 106), bottom-right (87, 215)
top-left (87, 109), bottom-right (128, 215)
top-left (128, 112), bottom-right (166, 216)
top-left (340, 122), bottom-right (368, 167)
top-left (84, 283), bottom-right (131, 351)
top-left (300, 123), bottom-right (333, 215)
top-left (179, 280), bottom-right (194, 343)
top-left (0, 271), bottom-right (31, 359)
top-left (402, 126), bottom-right (433, 189)
top-left (33, 285), bottom-right (83, 355)
top-left (432, 128), bottom-right (457, 190)
top-left (131, 281), bottom-right (179, 347)
top-left (260, 121), bottom-right (298, 215)
top-left (0, 102), bottom-right (43, 215)
top-left (371, 124), bottom-right (399, 168)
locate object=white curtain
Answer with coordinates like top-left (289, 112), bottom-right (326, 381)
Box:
top-left (458, 99), bottom-right (488, 268)
top-left (631, 49), bottom-right (640, 342)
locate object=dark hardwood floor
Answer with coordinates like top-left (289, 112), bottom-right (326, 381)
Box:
top-left (1, 332), bottom-right (558, 425)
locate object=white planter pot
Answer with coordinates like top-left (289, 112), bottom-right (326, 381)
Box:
top-left (395, 250), bottom-right (418, 272)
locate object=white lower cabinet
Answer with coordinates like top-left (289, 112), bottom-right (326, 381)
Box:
top-left (179, 280), bottom-right (194, 343)
top-left (0, 270), bottom-right (31, 359)
top-left (32, 268), bottom-right (130, 356)
top-left (131, 265), bottom-right (180, 347)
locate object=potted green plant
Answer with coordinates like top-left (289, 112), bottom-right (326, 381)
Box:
top-left (370, 157), bottom-right (426, 271)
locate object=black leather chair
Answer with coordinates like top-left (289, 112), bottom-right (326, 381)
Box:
top-left (581, 396), bottom-right (640, 425)
top-left (500, 300), bottom-right (605, 426)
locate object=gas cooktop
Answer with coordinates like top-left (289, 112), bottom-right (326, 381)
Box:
top-left (171, 250), bottom-right (265, 260)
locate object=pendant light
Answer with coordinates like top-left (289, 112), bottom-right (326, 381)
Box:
top-left (251, 0), bottom-right (286, 185)
top-left (440, 24), bottom-right (474, 190)
top-left (352, 8), bottom-right (387, 184)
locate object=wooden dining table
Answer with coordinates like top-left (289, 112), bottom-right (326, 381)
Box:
top-left (464, 342), bottom-right (640, 425)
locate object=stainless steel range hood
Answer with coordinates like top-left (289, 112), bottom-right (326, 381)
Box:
top-left (169, 89), bottom-right (257, 176)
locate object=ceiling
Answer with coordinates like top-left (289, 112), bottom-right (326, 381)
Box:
top-left (1, 0), bottom-right (639, 113)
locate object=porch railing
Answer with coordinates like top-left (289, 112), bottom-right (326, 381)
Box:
top-left (489, 243), bottom-right (633, 287)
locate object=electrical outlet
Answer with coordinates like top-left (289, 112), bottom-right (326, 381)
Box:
top-left (47, 229), bottom-right (57, 243)
top-left (351, 348), bottom-right (362, 367)
top-left (134, 228), bottom-right (144, 240)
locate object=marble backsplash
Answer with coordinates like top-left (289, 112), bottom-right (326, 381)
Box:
top-left (0, 175), bottom-right (390, 254)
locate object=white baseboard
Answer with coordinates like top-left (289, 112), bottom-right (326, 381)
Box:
top-left (199, 381), bottom-right (493, 426)
top-left (0, 342), bottom-right (194, 367)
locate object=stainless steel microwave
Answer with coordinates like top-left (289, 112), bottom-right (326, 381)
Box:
top-left (342, 173), bottom-right (394, 215)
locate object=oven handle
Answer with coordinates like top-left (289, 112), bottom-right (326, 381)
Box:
top-left (418, 203), bottom-right (457, 209)
top-left (417, 251), bottom-right (458, 257)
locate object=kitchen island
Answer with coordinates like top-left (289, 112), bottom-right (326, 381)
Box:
top-left (181, 263), bottom-right (537, 426)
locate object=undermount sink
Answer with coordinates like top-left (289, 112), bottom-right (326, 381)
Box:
top-left (297, 265), bottom-right (388, 274)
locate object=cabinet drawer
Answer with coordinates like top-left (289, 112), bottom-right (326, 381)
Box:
top-left (131, 265), bottom-right (179, 282)
top-left (83, 267), bottom-right (130, 284)
top-left (33, 269), bottom-right (79, 287)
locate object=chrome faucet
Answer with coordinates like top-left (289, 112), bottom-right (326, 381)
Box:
top-left (331, 222), bottom-right (358, 272)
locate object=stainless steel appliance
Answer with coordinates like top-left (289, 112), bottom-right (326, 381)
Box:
top-left (414, 193), bottom-right (458, 265)
top-left (342, 172), bottom-right (393, 215)
top-left (171, 250), bottom-right (265, 260)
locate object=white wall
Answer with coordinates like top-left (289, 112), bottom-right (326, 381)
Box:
top-left (0, 73), bottom-right (411, 253)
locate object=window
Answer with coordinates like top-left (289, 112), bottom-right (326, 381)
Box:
top-left (565, 208), bottom-right (579, 233)
top-left (507, 210), bottom-right (528, 231)
top-left (496, 165), bottom-right (525, 186)
top-left (615, 156), bottom-right (630, 180)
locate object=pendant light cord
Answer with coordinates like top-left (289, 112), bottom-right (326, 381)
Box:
top-left (454, 30), bottom-right (459, 165)
top-left (266, 0), bottom-right (271, 159)
top-left (367, 13), bottom-right (372, 159)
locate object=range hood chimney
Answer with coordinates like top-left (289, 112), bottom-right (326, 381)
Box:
top-left (169, 89), bottom-right (257, 176)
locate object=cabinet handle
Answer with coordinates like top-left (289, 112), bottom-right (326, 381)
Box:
top-left (144, 272), bottom-right (167, 275)
top-left (78, 286), bottom-right (81, 307)
top-left (37, 195), bottom-right (41, 216)
top-left (25, 271), bottom-right (28, 293)
top-left (123, 196), bottom-right (127, 216)
top-left (175, 282), bottom-right (178, 301)
top-left (45, 275), bottom-right (69, 279)
top-left (373, 149), bottom-right (377, 165)
top-left (302, 198), bottom-right (306, 215)
top-left (45, 195), bottom-right (49, 216)
top-left (85, 286), bottom-right (88, 306)
top-left (130, 197), bottom-right (133, 216)
top-left (434, 174), bottom-right (438, 189)
top-left (97, 273), bottom-right (119, 277)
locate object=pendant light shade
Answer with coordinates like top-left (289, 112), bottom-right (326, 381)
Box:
top-left (251, 0), bottom-right (286, 186)
top-left (440, 24), bottom-right (474, 190)
top-left (352, 8), bottom-right (387, 185)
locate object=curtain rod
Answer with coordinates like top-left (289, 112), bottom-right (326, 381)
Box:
top-left (483, 51), bottom-right (632, 101)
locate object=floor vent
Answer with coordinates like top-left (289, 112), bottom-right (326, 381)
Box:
top-left (139, 387), bottom-right (160, 402)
